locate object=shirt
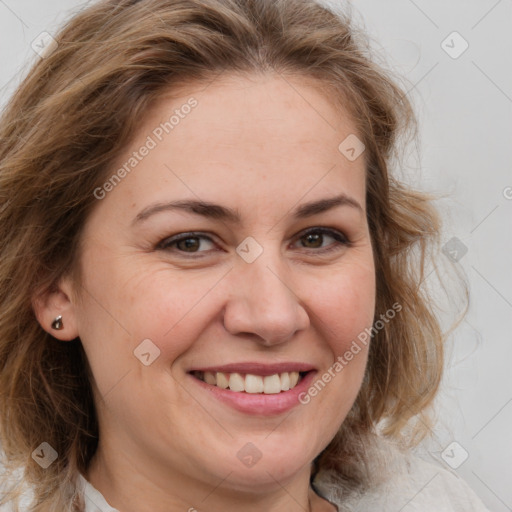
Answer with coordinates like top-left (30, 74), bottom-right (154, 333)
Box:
top-left (78, 456), bottom-right (491, 512)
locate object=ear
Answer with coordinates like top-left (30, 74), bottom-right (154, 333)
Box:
top-left (32, 275), bottom-right (80, 342)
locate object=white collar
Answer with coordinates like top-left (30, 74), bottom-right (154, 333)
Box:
top-left (77, 473), bottom-right (119, 512)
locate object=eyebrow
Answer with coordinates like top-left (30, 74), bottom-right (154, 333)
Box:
top-left (132, 193), bottom-right (363, 226)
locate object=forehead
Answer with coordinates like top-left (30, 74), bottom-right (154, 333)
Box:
top-left (150, 71), bottom-right (358, 151)
top-left (93, 72), bottom-right (367, 222)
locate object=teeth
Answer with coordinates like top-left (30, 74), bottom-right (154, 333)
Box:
top-left (280, 372), bottom-right (291, 391)
top-left (204, 372), bottom-right (216, 385)
top-left (289, 371), bottom-right (299, 388)
top-left (216, 372), bottom-right (229, 389)
top-left (245, 374), bottom-right (264, 394)
top-left (198, 370), bottom-right (304, 394)
top-left (263, 374), bottom-right (281, 394)
top-left (228, 373), bottom-right (245, 392)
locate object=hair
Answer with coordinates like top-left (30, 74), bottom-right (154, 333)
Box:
top-left (0, 0), bottom-right (453, 509)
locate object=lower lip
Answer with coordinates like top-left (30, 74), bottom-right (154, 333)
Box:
top-left (188, 371), bottom-right (317, 415)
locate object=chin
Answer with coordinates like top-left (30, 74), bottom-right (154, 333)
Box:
top-left (206, 439), bottom-right (316, 491)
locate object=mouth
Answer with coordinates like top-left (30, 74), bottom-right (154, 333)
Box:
top-left (187, 363), bottom-right (317, 415)
top-left (190, 370), bottom-right (309, 394)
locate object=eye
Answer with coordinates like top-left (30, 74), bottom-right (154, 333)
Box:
top-left (292, 227), bottom-right (350, 253)
top-left (157, 232), bottom-right (217, 255)
top-left (157, 227), bottom-right (351, 258)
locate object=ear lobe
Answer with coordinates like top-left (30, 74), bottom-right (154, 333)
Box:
top-left (31, 277), bottom-right (80, 342)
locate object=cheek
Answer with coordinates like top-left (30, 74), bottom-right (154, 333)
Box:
top-left (120, 266), bottom-right (226, 361)
top-left (310, 259), bottom-right (376, 354)
top-left (72, 256), bottom-right (198, 392)
top-left (120, 253), bottom-right (376, 364)
top-left (300, 262), bottom-right (375, 423)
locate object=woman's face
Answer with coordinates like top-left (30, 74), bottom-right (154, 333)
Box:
top-left (53, 73), bottom-right (375, 498)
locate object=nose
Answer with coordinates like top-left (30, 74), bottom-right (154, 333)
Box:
top-left (222, 250), bottom-right (310, 346)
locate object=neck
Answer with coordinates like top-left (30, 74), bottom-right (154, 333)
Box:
top-left (86, 440), bottom-right (336, 512)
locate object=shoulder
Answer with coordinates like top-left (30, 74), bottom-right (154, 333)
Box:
top-left (313, 443), bottom-right (491, 512)
top-left (369, 456), bottom-right (491, 511)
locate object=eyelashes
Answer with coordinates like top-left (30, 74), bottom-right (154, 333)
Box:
top-left (291, 227), bottom-right (350, 252)
top-left (157, 227), bottom-right (351, 258)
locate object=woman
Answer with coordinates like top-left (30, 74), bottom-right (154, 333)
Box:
top-left (0, 0), bottom-right (490, 510)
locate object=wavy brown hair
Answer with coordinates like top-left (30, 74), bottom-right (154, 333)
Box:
top-left (0, 0), bottom-right (448, 509)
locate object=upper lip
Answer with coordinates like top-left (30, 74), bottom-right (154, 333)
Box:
top-left (188, 362), bottom-right (316, 376)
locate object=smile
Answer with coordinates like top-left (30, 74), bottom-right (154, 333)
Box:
top-left (187, 362), bottom-right (317, 414)
top-left (190, 370), bottom-right (306, 394)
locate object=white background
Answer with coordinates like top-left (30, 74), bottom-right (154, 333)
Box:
top-left (348, 3), bottom-right (512, 511)
top-left (0, 1), bottom-right (510, 510)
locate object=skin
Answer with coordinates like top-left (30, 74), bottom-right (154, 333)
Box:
top-left (33, 72), bottom-right (376, 512)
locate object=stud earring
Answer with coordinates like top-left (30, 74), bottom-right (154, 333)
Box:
top-left (51, 315), bottom-right (63, 330)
